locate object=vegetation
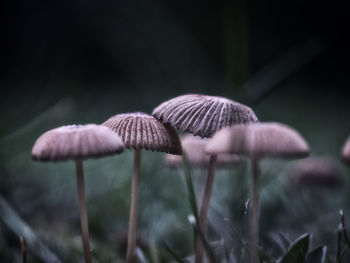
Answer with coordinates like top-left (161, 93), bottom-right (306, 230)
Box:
top-left (1, 0), bottom-right (349, 262)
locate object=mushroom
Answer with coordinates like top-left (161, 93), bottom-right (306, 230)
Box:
top-left (341, 136), bottom-right (350, 164)
top-left (153, 94), bottom-right (258, 263)
top-left (206, 122), bottom-right (309, 263)
top-left (32, 124), bottom-right (125, 263)
top-left (165, 134), bottom-right (242, 169)
top-left (102, 112), bottom-right (182, 263)
top-left (289, 157), bottom-right (343, 189)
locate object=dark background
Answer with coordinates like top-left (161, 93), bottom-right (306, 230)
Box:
top-left (1, 0), bottom-right (348, 130)
top-left (1, 0), bottom-right (350, 262)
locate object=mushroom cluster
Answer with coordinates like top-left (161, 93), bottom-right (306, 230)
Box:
top-left (31, 93), bottom-right (343, 263)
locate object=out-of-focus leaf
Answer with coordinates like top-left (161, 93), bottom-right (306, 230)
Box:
top-left (0, 195), bottom-right (62, 263)
top-left (280, 233), bottom-right (310, 263)
top-left (306, 246), bottom-right (327, 263)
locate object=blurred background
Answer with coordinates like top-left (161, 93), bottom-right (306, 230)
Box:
top-left (1, 0), bottom-right (349, 262)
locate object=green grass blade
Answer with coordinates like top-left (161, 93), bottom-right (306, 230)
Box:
top-left (162, 242), bottom-right (190, 263)
top-left (181, 153), bottom-right (198, 221)
top-left (0, 195), bottom-right (62, 263)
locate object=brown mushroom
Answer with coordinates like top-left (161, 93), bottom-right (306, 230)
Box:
top-left (153, 94), bottom-right (258, 263)
top-left (32, 124), bottom-right (125, 263)
top-left (206, 122), bottom-right (309, 263)
top-left (153, 94), bottom-right (258, 138)
top-left (102, 112), bottom-right (181, 263)
top-left (289, 157), bottom-right (343, 189)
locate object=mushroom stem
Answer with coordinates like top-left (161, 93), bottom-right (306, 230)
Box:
top-left (75, 158), bottom-right (92, 263)
top-left (195, 154), bottom-right (217, 263)
top-left (250, 157), bottom-right (260, 263)
top-left (126, 148), bottom-right (142, 263)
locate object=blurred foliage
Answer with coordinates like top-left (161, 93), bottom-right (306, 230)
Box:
top-left (1, 0), bottom-right (349, 262)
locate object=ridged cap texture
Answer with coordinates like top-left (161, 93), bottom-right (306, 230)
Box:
top-left (206, 122), bottom-right (309, 159)
top-left (152, 94), bottom-right (259, 138)
top-left (102, 112), bottom-right (182, 155)
top-left (165, 134), bottom-right (242, 168)
top-left (32, 124), bottom-right (125, 161)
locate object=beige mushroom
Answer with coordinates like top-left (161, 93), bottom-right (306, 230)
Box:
top-left (289, 157), bottom-right (343, 189)
top-left (341, 136), bottom-right (350, 164)
top-left (165, 134), bottom-right (242, 169)
top-left (207, 122), bottom-right (309, 263)
top-left (153, 94), bottom-right (258, 263)
top-left (102, 112), bottom-right (181, 263)
top-left (32, 124), bottom-right (125, 263)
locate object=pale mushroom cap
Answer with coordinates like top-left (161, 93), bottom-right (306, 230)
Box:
top-left (165, 134), bottom-right (242, 168)
top-left (341, 136), bottom-right (350, 164)
top-left (152, 94), bottom-right (259, 138)
top-left (32, 124), bottom-right (125, 161)
top-left (102, 112), bottom-right (182, 155)
top-left (206, 122), bottom-right (309, 159)
top-left (289, 157), bottom-right (344, 188)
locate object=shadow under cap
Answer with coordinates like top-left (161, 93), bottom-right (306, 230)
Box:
top-left (289, 157), bottom-right (344, 188)
top-left (32, 124), bottom-right (125, 162)
top-left (165, 134), bottom-right (242, 168)
top-left (152, 94), bottom-right (259, 138)
top-left (102, 112), bottom-right (182, 155)
top-left (341, 137), bottom-right (350, 164)
top-left (206, 122), bottom-right (309, 159)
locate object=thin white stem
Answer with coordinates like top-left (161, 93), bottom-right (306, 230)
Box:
top-left (195, 154), bottom-right (217, 263)
top-left (250, 157), bottom-right (260, 263)
top-left (126, 149), bottom-right (142, 263)
top-left (75, 158), bottom-right (92, 263)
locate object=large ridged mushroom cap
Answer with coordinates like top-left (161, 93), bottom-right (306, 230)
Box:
top-left (341, 136), bottom-right (350, 164)
top-left (102, 112), bottom-right (182, 155)
top-left (152, 94), bottom-right (259, 138)
top-left (32, 124), bottom-right (125, 161)
top-left (206, 122), bottom-right (309, 159)
top-left (289, 157), bottom-right (344, 188)
top-left (165, 134), bottom-right (242, 168)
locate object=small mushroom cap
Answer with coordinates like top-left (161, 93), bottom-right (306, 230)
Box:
top-left (102, 112), bottom-right (182, 155)
top-left (165, 134), bottom-right (242, 168)
top-left (206, 122), bottom-right (309, 159)
top-left (32, 124), bottom-right (125, 162)
top-left (152, 94), bottom-right (259, 138)
top-left (341, 136), bottom-right (350, 164)
top-left (289, 157), bottom-right (344, 188)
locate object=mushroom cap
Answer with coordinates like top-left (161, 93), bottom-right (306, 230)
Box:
top-left (152, 94), bottom-right (259, 138)
top-left (102, 112), bottom-right (182, 155)
top-left (289, 157), bottom-right (344, 189)
top-left (341, 136), bottom-right (350, 164)
top-left (32, 124), bottom-right (125, 162)
top-left (165, 134), bottom-right (242, 168)
top-left (206, 122), bottom-right (309, 159)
